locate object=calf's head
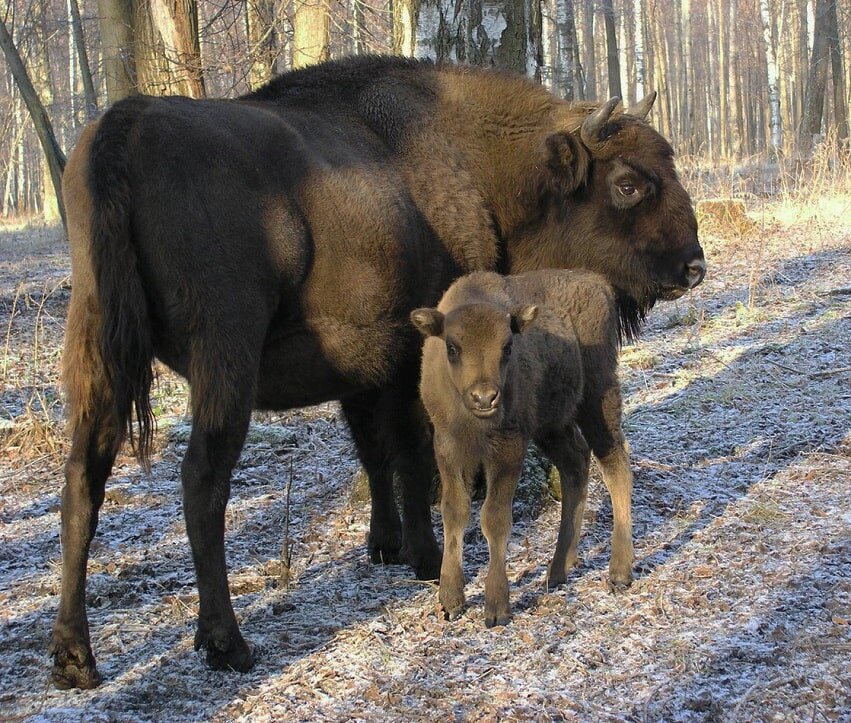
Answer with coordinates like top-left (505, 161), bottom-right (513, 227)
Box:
top-left (412, 303), bottom-right (538, 420)
top-left (525, 93), bottom-right (705, 325)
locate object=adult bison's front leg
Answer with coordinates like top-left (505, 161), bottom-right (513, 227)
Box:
top-left (343, 390), bottom-right (441, 580)
top-left (342, 394), bottom-right (404, 565)
top-left (383, 393), bottom-right (442, 580)
top-left (181, 418), bottom-right (254, 673)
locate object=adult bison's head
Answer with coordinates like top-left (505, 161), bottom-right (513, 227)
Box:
top-left (513, 93), bottom-right (705, 335)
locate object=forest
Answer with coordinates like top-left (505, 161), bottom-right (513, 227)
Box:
top-left (1, 0), bottom-right (849, 721)
top-left (1, 0), bottom-right (851, 221)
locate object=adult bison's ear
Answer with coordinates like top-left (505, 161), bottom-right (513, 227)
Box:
top-left (510, 305), bottom-right (538, 334)
top-left (411, 308), bottom-right (445, 338)
top-left (544, 133), bottom-right (591, 196)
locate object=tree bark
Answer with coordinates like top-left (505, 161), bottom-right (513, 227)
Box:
top-left (97, 0), bottom-right (137, 102)
top-left (293, 0), bottom-right (330, 68)
top-left (0, 17), bottom-right (66, 226)
top-left (135, 0), bottom-right (205, 96)
top-left (69, 0), bottom-right (98, 118)
top-left (825, 0), bottom-right (848, 143)
top-left (557, 0), bottom-right (578, 99)
top-left (246, 0), bottom-right (277, 89)
top-left (601, 0), bottom-right (621, 98)
top-left (760, 0), bottom-right (782, 156)
top-left (393, 0), bottom-right (418, 56)
top-left (799, 0), bottom-right (830, 155)
top-left (580, 0), bottom-right (596, 98)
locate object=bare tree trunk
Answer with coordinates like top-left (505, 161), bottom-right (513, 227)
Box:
top-left (558, 0), bottom-right (579, 99)
top-left (581, 0), bottom-right (596, 98)
top-left (601, 0), bottom-right (621, 98)
top-left (825, 0), bottom-right (848, 143)
top-left (800, 0), bottom-right (830, 155)
top-left (760, 0), bottom-right (782, 156)
top-left (716, 0), bottom-right (730, 157)
top-left (622, 0), bottom-right (635, 105)
top-left (729, 0), bottom-right (744, 156)
top-left (97, 0), bottom-right (137, 101)
top-left (135, 0), bottom-right (205, 96)
top-left (393, 0), bottom-right (418, 56)
top-left (0, 17), bottom-right (66, 226)
top-left (69, 0), bottom-right (98, 117)
top-left (293, 0), bottom-right (330, 68)
top-left (634, 0), bottom-right (645, 100)
top-left (246, 0), bottom-right (277, 89)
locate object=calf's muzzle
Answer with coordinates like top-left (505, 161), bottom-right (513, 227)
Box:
top-left (467, 383), bottom-right (501, 417)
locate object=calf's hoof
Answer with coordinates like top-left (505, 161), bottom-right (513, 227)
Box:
top-left (607, 571), bottom-right (634, 593)
top-left (49, 640), bottom-right (102, 690)
top-left (439, 586), bottom-right (465, 622)
top-left (195, 628), bottom-right (255, 673)
top-left (484, 610), bottom-right (512, 628)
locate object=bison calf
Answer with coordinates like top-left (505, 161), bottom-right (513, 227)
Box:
top-left (412, 270), bottom-right (633, 627)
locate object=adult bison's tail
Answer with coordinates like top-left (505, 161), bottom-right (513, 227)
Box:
top-left (75, 96), bottom-right (156, 466)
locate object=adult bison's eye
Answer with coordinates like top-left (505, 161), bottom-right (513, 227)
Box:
top-left (502, 341), bottom-right (513, 360)
top-left (618, 183), bottom-right (637, 197)
top-left (446, 343), bottom-right (460, 362)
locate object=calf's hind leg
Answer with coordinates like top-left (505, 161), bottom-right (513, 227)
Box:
top-left (577, 389), bottom-right (634, 590)
top-left (536, 425), bottom-right (591, 587)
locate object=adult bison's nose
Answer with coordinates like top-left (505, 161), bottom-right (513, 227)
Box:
top-left (686, 257), bottom-right (706, 288)
top-left (468, 384), bottom-right (500, 417)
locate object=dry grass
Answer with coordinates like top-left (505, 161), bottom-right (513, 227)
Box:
top-left (0, 169), bottom-right (849, 721)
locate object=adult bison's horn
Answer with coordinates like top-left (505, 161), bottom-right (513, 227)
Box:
top-left (581, 97), bottom-right (620, 147)
top-left (626, 91), bottom-right (657, 120)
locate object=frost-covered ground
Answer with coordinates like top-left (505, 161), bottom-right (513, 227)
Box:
top-left (1, 197), bottom-right (849, 722)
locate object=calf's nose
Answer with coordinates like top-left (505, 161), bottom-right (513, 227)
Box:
top-left (469, 385), bottom-right (500, 409)
top-left (685, 257), bottom-right (707, 288)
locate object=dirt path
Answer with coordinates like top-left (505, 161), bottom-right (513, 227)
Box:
top-left (1, 198), bottom-right (849, 721)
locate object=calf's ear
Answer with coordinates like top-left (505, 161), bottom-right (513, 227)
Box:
top-left (544, 132), bottom-right (591, 196)
top-left (410, 308), bottom-right (445, 337)
top-left (510, 305), bottom-right (538, 334)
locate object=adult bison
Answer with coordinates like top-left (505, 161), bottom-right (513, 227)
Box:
top-left (52, 55), bottom-right (705, 688)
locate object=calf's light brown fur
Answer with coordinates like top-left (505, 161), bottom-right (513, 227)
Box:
top-left (412, 270), bottom-right (633, 627)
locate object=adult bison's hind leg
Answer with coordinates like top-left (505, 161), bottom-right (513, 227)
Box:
top-left (50, 411), bottom-right (119, 689)
top-left (180, 312), bottom-right (269, 673)
top-left (182, 417), bottom-right (254, 672)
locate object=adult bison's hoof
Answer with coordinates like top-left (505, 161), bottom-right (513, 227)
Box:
top-left (49, 641), bottom-right (102, 690)
top-left (367, 530), bottom-right (403, 566)
top-left (195, 628), bottom-right (255, 673)
top-left (403, 540), bottom-right (442, 581)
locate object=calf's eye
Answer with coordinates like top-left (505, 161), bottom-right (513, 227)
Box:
top-left (446, 343), bottom-right (459, 361)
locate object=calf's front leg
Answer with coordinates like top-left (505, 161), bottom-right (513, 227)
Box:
top-left (437, 463), bottom-right (470, 620)
top-left (481, 443), bottom-right (524, 627)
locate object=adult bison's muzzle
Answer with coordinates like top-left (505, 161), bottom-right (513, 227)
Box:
top-left (659, 254), bottom-right (707, 300)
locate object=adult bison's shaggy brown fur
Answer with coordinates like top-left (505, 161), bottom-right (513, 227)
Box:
top-left (53, 55), bottom-right (704, 688)
top-left (413, 270), bottom-right (632, 627)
